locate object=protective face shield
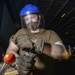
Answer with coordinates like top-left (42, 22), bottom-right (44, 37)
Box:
top-left (24, 14), bottom-right (41, 30)
top-left (20, 4), bottom-right (45, 30)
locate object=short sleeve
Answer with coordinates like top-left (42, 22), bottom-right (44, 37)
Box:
top-left (9, 35), bottom-right (16, 44)
top-left (9, 29), bottom-right (28, 44)
top-left (49, 30), bottom-right (62, 44)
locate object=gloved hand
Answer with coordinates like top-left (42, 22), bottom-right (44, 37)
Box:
top-left (17, 52), bottom-right (36, 75)
top-left (31, 39), bottom-right (44, 54)
top-left (16, 34), bottom-right (33, 49)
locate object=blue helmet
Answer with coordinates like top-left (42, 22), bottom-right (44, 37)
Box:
top-left (20, 4), bottom-right (40, 16)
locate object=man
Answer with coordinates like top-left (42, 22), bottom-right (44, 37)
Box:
top-left (6, 4), bottom-right (71, 75)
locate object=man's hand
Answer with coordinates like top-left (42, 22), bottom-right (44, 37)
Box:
top-left (16, 34), bottom-right (33, 49)
top-left (17, 52), bottom-right (36, 75)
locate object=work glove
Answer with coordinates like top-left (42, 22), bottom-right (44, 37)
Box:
top-left (17, 52), bottom-right (36, 75)
top-left (16, 34), bottom-right (33, 49)
top-left (31, 39), bottom-right (44, 54)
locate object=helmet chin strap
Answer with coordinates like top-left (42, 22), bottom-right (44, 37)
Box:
top-left (30, 28), bottom-right (40, 33)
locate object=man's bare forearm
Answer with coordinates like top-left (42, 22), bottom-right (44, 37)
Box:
top-left (6, 41), bottom-right (19, 58)
top-left (43, 43), bottom-right (69, 60)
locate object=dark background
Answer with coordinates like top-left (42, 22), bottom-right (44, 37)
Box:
top-left (0, 0), bottom-right (75, 75)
